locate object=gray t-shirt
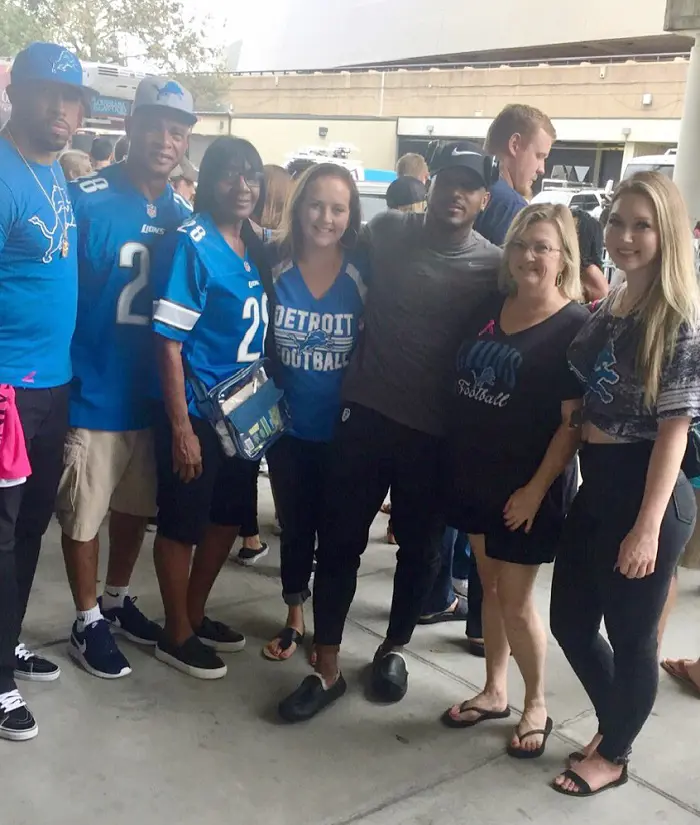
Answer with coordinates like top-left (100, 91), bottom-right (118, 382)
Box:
top-left (343, 211), bottom-right (502, 436)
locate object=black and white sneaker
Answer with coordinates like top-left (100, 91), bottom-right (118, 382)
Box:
top-left (0, 689), bottom-right (38, 741)
top-left (155, 635), bottom-right (227, 679)
top-left (195, 616), bottom-right (246, 653)
top-left (14, 643), bottom-right (61, 682)
top-left (236, 542), bottom-right (269, 567)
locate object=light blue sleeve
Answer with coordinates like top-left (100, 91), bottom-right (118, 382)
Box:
top-left (0, 178), bottom-right (18, 255)
top-left (152, 231), bottom-right (208, 343)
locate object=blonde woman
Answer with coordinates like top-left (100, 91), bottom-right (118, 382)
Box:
top-left (551, 172), bottom-right (700, 797)
top-left (442, 204), bottom-right (587, 758)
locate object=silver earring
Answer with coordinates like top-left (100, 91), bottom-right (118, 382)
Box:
top-left (556, 272), bottom-right (563, 287)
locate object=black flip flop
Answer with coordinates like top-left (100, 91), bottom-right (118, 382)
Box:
top-left (441, 702), bottom-right (511, 729)
top-left (262, 627), bottom-right (305, 662)
top-left (507, 716), bottom-right (553, 759)
top-left (551, 765), bottom-right (628, 798)
top-left (418, 596), bottom-right (468, 625)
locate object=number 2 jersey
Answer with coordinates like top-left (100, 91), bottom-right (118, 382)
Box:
top-left (69, 163), bottom-right (192, 431)
top-left (152, 213), bottom-right (269, 418)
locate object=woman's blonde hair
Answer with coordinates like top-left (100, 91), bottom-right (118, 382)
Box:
top-left (254, 164), bottom-right (293, 230)
top-left (396, 201), bottom-right (426, 214)
top-left (276, 162), bottom-right (362, 261)
top-left (59, 150), bottom-right (92, 181)
top-left (501, 203), bottom-right (583, 302)
top-left (609, 171), bottom-right (700, 406)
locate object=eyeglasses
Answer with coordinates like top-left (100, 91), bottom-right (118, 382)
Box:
top-left (221, 168), bottom-right (263, 187)
top-left (509, 240), bottom-right (561, 257)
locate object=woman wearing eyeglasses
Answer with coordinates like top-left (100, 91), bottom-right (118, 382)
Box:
top-left (441, 204), bottom-right (587, 760)
top-left (151, 137), bottom-right (274, 680)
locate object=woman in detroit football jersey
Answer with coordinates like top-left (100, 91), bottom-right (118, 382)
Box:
top-left (262, 163), bottom-right (367, 663)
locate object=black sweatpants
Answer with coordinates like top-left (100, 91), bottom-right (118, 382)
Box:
top-left (550, 441), bottom-right (695, 764)
top-left (0, 385), bottom-right (69, 691)
top-left (267, 435), bottom-right (329, 606)
top-left (313, 403), bottom-right (443, 647)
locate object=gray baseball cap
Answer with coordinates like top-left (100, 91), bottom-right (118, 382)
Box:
top-left (170, 156), bottom-right (198, 182)
top-left (132, 77), bottom-right (197, 126)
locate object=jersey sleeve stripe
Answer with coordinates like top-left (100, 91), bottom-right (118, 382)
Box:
top-left (153, 299), bottom-right (201, 331)
top-left (345, 263), bottom-right (368, 303)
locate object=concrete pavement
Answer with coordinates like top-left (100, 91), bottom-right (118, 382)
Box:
top-left (4, 479), bottom-right (700, 825)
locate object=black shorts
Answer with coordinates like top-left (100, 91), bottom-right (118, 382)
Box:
top-left (153, 403), bottom-right (260, 546)
top-left (447, 468), bottom-right (576, 566)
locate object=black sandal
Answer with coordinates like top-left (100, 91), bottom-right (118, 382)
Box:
top-left (262, 627), bottom-right (305, 662)
top-left (551, 765), bottom-right (628, 797)
top-left (506, 716), bottom-right (553, 759)
top-left (441, 702), bottom-right (511, 729)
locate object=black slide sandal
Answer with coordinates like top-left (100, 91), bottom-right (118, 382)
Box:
top-left (262, 627), bottom-right (305, 662)
top-left (441, 703), bottom-right (511, 729)
top-left (551, 766), bottom-right (629, 798)
top-left (507, 716), bottom-right (554, 759)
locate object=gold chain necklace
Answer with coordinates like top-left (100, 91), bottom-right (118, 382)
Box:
top-left (1, 127), bottom-right (71, 258)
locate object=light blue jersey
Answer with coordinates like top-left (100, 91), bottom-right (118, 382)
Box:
top-left (152, 213), bottom-right (269, 417)
top-left (0, 137), bottom-right (78, 388)
top-left (68, 163), bottom-right (192, 430)
top-left (273, 256), bottom-right (366, 441)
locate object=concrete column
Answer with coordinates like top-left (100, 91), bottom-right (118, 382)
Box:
top-left (621, 140), bottom-right (637, 176)
top-left (674, 32), bottom-right (700, 225)
top-left (592, 144), bottom-right (603, 186)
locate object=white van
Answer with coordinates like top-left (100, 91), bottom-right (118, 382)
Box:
top-left (622, 149), bottom-right (676, 180)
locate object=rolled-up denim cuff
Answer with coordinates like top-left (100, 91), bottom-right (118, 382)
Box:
top-left (283, 588), bottom-right (311, 607)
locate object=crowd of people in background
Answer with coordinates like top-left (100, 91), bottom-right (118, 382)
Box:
top-left (1, 41), bottom-right (699, 804)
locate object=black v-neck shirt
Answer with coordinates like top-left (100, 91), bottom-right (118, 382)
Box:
top-left (446, 294), bottom-right (588, 524)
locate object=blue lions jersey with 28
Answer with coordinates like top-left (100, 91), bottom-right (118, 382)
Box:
top-left (68, 163), bottom-right (192, 431)
top-left (273, 257), bottom-right (367, 442)
top-left (0, 138), bottom-right (78, 388)
top-left (152, 213), bottom-right (269, 418)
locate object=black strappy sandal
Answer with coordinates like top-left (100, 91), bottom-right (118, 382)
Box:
top-left (551, 765), bottom-right (629, 797)
top-left (262, 627), bottom-right (305, 662)
top-left (506, 716), bottom-right (553, 759)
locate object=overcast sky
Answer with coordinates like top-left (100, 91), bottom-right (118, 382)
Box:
top-left (182, 0), bottom-right (290, 66)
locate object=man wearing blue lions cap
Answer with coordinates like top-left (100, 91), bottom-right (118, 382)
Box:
top-left (0, 42), bottom-right (92, 742)
top-left (56, 76), bottom-right (194, 681)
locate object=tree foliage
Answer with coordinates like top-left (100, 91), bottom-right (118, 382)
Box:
top-left (0, 0), bottom-right (218, 72)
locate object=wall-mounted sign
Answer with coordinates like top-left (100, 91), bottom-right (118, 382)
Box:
top-left (90, 96), bottom-right (131, 117)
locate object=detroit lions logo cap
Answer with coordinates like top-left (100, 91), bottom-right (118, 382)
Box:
top-left (132, 77), bottom-right (197, 126)
top-left (10, 42), bottom-right (95, 101)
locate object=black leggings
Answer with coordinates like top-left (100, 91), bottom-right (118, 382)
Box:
top-left (550, 442), bottom-right (695, 764)
top-left (267, 435), bottom-right (328, 606)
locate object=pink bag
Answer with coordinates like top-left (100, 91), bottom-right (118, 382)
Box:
top-left (0, 385), bottom-right (31, 483)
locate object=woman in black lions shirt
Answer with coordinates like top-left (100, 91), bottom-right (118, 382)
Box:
top-left (442, 204), bottom-right (588, 758)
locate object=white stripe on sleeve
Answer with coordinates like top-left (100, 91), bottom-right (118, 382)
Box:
top-left (153, 299), bottom-right (201, 332)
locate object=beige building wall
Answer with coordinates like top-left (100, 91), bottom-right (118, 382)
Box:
top-left (216, 60), bottom-right (689, 121)
top-left (192, 115), bottom-right (398, 170)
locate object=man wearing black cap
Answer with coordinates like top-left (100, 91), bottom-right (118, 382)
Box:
top-left (280, 143), bottom-right (502, 723)
top-left (56, 77), bottom-right (195, 681)
top-left (0, 42), bottom-right (91, 741)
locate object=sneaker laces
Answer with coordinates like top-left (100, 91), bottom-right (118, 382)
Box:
top-left (14, 643), bottom-right (34, 662)
top-left (0, 689), bottom-right (26, 713)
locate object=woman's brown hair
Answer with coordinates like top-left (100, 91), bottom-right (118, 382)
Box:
top-left (254, 164), bottom-right (293, 230)
top-left (276, 163), bottom-right (362, 260)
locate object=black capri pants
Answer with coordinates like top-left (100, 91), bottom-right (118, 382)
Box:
top-left (550, 441), bottom-right (695, 764)
top-left (153, 404), bottom-right (260, 546)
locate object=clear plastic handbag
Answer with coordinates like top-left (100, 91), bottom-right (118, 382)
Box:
top-left (187, 358), bottom-right (290, 460)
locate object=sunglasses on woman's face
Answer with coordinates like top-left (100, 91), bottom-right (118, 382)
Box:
top-left (221, 167), bottom-right (263, 187)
